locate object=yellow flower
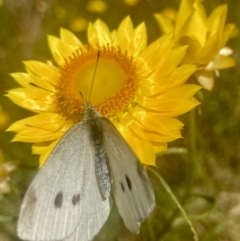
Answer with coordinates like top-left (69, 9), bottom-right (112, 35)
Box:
top-left (155, 0), bottom-right (235, 91)
top-left (7, 16), bottom-right (200, 167)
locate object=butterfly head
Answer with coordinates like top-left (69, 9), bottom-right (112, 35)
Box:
top-left (83, 101), bottom-right (101, 121)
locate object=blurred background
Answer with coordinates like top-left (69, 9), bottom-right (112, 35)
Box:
top-left (0, 0), bottom-right (240, 240)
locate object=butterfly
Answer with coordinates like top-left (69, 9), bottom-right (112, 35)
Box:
top-left (17, 99), bottom-right (155, 241)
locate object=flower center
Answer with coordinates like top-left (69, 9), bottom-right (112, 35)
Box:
top-left (58, 45), bottom-right (138, 120)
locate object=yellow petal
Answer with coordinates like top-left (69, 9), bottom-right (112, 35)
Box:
top-left (24, 61), bottom-right (60, 85)
top-left (207, 5), bottom-right (227, 39)
top-left (157, 84), bottom-right (201, 100)
top-left (152, 142), bottom-right (167, 153)
top-left (139, 34), bottom-right (173, 71)
top-left (152, 46), bottom-right (188, 78)
top-left (199, 33), bottom-right (220, 63)
top-left (116, 112), bottom-right (149, 142)
top-left (56, 40), bottom-right (76, 61)
top-left (32, 142), bottom-right (51, 155)
top-left (38, 140), bottom-right (59, 167)
top-left (175, 0), bottom-right (193, 36)
top-left (158, 117), bottom-right (184, 131)
top-left (154, 13), bottom-right (175, 34)
top-left (6, 88), bottom-right (56, 113)
top-left (170, 64), bottom-right (197, 87)
top-left (48, 36), bottom-right (74, 65)
top-left (60, 28), bottom-right (83, 46)
top-left (7, 113), bottom-right (70, 142)
top-left (180, 36), bottom-right (202, 64)
top-left (48, 36), bottom-right (65, 64)
top-left (113, 16), bottom-right (134, 51)
top-left (144, 129), bottom-right (182, 142)
top-left (161, 7), bottom-right (178, 21)
top-left (10, 73), bottom-right (33, 88)
top-left (129, 22), bottom-right (147, 56)
top-left (129, 106), bottom-right (170, 136)
top-left (10, 73), bottom-right (55, 92)
top-left (139, 65), bottom-right (196, 96)
top-left (221, 24), bottom-right (235, 47)
top-left (88, 19), bottom-right (111, 46)
top-left (146, 98), bottom-right (200, 117)
top-left (180, 4), bottom-right (207, 47)
top-left (113, 119), bottom-right (156, 166)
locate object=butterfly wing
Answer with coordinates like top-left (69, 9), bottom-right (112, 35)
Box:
top-left (18, 121), bottom-right (110, 241)
top-left (62, 162), bottom-right (111, 241)
top-left (100, 118), bottom-right (155, 233)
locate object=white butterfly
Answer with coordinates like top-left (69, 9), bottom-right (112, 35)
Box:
top-left (17, 102), bottom-right (155, 241)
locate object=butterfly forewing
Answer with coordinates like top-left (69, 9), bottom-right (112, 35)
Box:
top-left (18, 121), bottom-right (110, 241)
top-left (101, 117), bottom-right (155, 233)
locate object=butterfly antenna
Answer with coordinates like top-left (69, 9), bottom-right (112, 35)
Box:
top-left (88, 49), bottom-right (100, 103)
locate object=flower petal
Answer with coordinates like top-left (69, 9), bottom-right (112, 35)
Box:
top-left (60, 28), bottom-right (83, 46)
top-left (88, 19), bottom-right (111, 46)
top-left (180, 2), bottom-right (207, 47)
top-left (139, 34), bottom-right (174, 71)
top-left (139, 64), bottom-right (196, 96)
top-left (154, 13), bottom-right (175, 34)
top-left (129, 106), bottom-right (170, 136)
top-left (207, 5), bottom-right (227, 39)
top-left (152, 142), bottom-right (167, 153)
top-left (113, 16), bottom-right (134, 50)
top-left (152, 45), bottom-right (188, 78)
top-left (48, 36), bottom-right (75, 65)
top-left (32, 142), bottom-right (51, 155)
top-left (175, 0), bottom-right (193, 36)
top-left (38, 140), bottom-right (59, 167)
top-left (24, 61), bottom-right (60, 85)
top-left (7, 113), bottom-right (71, 142)
top-left (48, 36), bottom-right (66, 65)
top-left (10, 73), bottom-right (56, 91)
top-left (221, 24), bottom-right (235, 47)
top-left (156, 84), bottom-right (201, 100)
top-left (129, 22), bottom-right (147, 56)
top-left (144, 129), bottom-right (182, 142)
top-left (113, 119), bottom-right (156, 166)
top-left (6, 88), bottom-right (57, 113)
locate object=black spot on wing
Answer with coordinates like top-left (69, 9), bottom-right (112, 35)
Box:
top-left (72, 194), bottom-right (80, 206)
top-left (120, 175), bottom-right (132, 193)
top-left (55, 191), bottom-right (63, 208)
top-left (120, 182), bottom-right (125, 192)
top-left (125, 175), bottom-right (132, 190)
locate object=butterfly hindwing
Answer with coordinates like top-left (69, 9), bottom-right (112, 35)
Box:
top-left (100, 117), bottom-right (155, 233)
top-left (62, 160), bottom-right (111, 241)
top-left (18, 121), bottom-right (110, 241)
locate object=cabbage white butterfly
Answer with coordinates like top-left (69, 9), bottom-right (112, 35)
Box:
top-left (17, 53), bottom-right (155, 241)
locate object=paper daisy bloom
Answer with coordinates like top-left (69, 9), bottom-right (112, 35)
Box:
top-left (155, 0), bottom-right (235, 91)
top-left (7, 16), bottom-right (200, 167)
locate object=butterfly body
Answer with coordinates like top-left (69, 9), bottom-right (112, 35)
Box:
top-left (84, 103), bottom-right (111, 198)
top-left (18, 103), bottom-right (155, 241)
